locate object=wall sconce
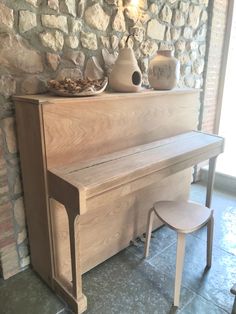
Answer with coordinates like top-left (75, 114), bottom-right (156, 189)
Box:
top-left (124, 0), bottom-right (139, 8)
top-left (129, 0), bottom-right (139, 7)
top-left (124, 0), bottom-right (140, 23)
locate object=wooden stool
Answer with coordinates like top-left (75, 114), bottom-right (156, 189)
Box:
top-left (144, 200), bottom-right (214, 307)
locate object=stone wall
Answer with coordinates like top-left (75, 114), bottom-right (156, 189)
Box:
top-left (0, 0), bottom-right (209, 279)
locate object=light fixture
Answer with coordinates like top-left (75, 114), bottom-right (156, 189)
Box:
top-left (129, 0), bottom-right (139, 7)
top-left (124, 0), bottom-right (140, 23)
top-left (125, 0), bottom-right (139, 7)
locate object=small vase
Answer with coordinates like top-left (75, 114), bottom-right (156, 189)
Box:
top-left (148, 50), bottom-right (180, 90)
top-left (109, 40), bottom-right (142, 92)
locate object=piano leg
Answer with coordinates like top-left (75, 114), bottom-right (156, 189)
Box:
top-left (67, 210), bottom-right (87, 314)
top-left (205, 157), bottom-right (217, 208)
top-left (49, 200), bottom-right (87, 314)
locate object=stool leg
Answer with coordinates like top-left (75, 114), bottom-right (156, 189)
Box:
top-left (144, 207), bottom-right (155, 258)
top-left (174, 232), bottom-right (186, 307)
top-left (207, 214), bottom-right (214, 268)
top-left (232, 296), bottom-right (236, 314)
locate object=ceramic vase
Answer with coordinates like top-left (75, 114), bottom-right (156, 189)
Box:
top-left (109, 42), bottom-right (142, 92)
top-left (148, 50), bottom-right (180, 90)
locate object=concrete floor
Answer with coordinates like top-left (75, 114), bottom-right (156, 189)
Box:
top-left (0, 183), bottom-right (235, 314)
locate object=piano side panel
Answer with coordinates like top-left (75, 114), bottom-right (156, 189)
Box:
top-left (15, 102), bottom-right (53, 286)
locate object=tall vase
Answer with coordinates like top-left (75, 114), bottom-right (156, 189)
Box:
top-left (109, 39), bottom-right (142, 92)
top-left (148, 50), bottom-right (180, 90)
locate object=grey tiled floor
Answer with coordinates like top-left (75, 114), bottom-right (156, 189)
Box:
top-left (0, 183), bottom-right (235, 314)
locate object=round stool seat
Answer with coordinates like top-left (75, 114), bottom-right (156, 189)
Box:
top-left (154, 201), bottom-right (212, 234)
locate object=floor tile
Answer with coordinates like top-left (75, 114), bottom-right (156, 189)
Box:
top-left (190, 183), bottom-right (236, 208)
top-left (56, 309), bottom-right (74, 314)
top-left (190, 183), bottom-right (236, 256)
top-left (0, 269), bottom-right (65, 314)
top-left (128, 225), bottom-right (176, 260)
top-left (83, 249), bottom-right (195, 314)
top-left (180, 295), bottom-right (229, 314)
top-left (0, 277), bottom-right (4, 287)
top-left (149, 234), bottom-right (236, 313)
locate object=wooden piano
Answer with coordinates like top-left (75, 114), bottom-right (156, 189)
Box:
top-left (14, 90), bottom-right (224, 313)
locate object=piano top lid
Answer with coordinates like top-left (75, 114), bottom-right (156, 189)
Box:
top-left (13, 88), bottom-right (201, 105)
top-left (49, 131), bottom-right (224, 200)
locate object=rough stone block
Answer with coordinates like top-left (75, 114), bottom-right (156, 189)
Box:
top-left (170, 27), bottom-right (181, 41)
top-left (19, 10), bottom-right (37, 33)
top-left (180, 1), bottom-right (189, 13)
top-left (0, 244), bottom-right (20, 279)
top-left (40, 30), bottom-right (64, 51)
top-left (113, 9), bottom-right (126, 32)
top-left (13, 197), bottom-right (26, 230)
top-left (48, 0), bottom-right (59, 11)
top-left (201, 10), bottom-right (208, 23)
top-left (81, 32), bottom-right (97, 50)
top-left (0, 3), bottom-right (14, 31)
top-left (17, 229), bottom-right (27, 245)
top-left (185, 74), bottom-right (195, 88)
top-left (77, 0), bottom-right (85, 18)
top-left (0, 33), bottom-right (44, 74)
top-left (20, 255), bottom-right (30, 268)
top-left (0, 76), bottom-right (16, 98)
top-left (149, 3), bottom-right (159, 15)
top-left (41, 15), bottom-right (68, 33)
top-left (61, 0), bottom-right (76, 17)
top-left (2, 117), bottom-right (17, 154)
top-left (183, 27), bottom-right (193, 39)
top-left (188, 5), bottom-right (202, 29)
top-left (131, 26), bottom-right (145, 43)
top-left (64, 50), bottom-right (85, 67)
top-left (172, 10), bottom-right (185, 27)
top-left (70, 19), bottom-right (82, 33)
top-left (46, 53), bottom-right (61, 71)
top-left (65, 35), bottom-right (79, 49)
top-left (175, 39), bottom-right (186, 52)
top-left (193, 58), bottom-right (205, 74)
top-left (21, 76), bottom-right (47, 95)
top-left (56, 68), bottom-right (83, 80)
top-left (147, 19), bottom-right (166, 40)
top-left (111, 35), bottom-right (119, 50)
top-left (160, 5), bottom-right (172, 24)
top-left (85, 57), bottom-right (104, 80)
top-left (85, 4), bottom-right (110, 31)
top-left (26, 0), bottom-right (38, 7)
top-left (140, 40), bottom-right (158, 57)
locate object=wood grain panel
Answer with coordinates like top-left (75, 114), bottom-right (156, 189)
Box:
top-left (15, 102), bottom-right (53, 285)
top-left (43, 92), bottom-right (199, 168)
top-left (48, 131), bottom-right (223, 214)
top-left (50, 169), bottom-right (191, 280)
top-left (63, 131), bottom-right (222, 197)
top-left (80, 169), bottom-right (192, 273)
top-left (13, 88), bottom-right (199, 105)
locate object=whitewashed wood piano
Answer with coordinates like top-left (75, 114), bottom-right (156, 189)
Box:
top-left (14, 90), bottom-right (224, 313)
